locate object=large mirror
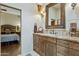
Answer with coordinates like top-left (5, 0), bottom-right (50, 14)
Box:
top-left (0, 4), bottom-right (21, 56)
top-left (45, 3), bottom-right (65, 29)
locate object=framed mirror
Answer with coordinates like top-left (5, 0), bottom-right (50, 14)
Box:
top-left (45, 3), bottom-right (65, 29)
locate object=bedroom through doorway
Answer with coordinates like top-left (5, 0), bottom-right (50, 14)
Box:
top-left (0, 4), bottom-right (21, 56)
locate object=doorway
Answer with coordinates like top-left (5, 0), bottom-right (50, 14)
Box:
top-left (0, 4), bottom-right (21, 56)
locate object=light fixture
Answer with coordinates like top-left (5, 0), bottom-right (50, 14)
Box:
top-left (71, 3), bottom-right (77, 10)
top-left (37, 4), bottom-right (42, 13)
top-left (37, 4), bottom-right (45, 16)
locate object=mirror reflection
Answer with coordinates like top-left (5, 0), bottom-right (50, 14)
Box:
top-left (46, 3), bottom-right (65, 29)
top-left (48, 4), bottom-right (61, 27)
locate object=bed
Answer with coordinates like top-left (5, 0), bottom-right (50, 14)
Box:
top-left (1, 34), bottom-right (19, 43)
top-left (1, 24), bottom-right (20, 43)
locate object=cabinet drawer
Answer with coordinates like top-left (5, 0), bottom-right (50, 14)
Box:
top-left (69, 42), bottom-right (79, 50)
top-left (57, 39), bottom-right (69, 47)
top-left (57, 45), bottom-right (69, 56)
top-left (69, 49), bottom-right (79, 56)
top-left (46, 37), bottom-right (56, 44)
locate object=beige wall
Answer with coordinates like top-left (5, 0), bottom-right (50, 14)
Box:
top-left (1, 12), bottom-right (20, 26)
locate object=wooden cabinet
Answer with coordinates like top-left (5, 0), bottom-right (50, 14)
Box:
top-left (69, 41), bottom-right (79, 56)
top-left (33, 34), bottom-right (39, 52)
top-left (45, 40), bottom-right (56, 56)
top-left (33, 34), bottom-right (79, 56)
top-left (33, 34), bottom-right (57, 56)
top-left (38, 36), bottom-right (46, 56)
top-left (33, 34), bottom-right (46, 56)
top-left (57, 39), bottom-right (69, 56)
top-left (69, 49), bottom-right (79, 56)
top-left (57, 45), bottom-right (69, 56)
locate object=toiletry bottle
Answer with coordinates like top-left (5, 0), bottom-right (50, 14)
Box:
top-left (34, 23), bottom-right (37, 33)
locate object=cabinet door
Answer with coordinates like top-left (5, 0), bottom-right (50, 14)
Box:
top-left (45, 41), bottom-right (56, 56)
top-left (57, 45), bottom-right (69, 56)
top-left (33, 35), bottom-right (39, 52)
top-left (69, 48), bottom-right (79, 56)
top-left (57, 39), bottom-right (69, 56)
top-left (69, 41), bottom-right (79, 56)
top-left (69, 41), bottom-right (79, 50)
top-left (38, 36), bottom-right (46, 56)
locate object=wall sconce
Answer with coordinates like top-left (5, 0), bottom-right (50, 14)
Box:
top-left (37, 4), bottom-right (45, 16)
top-left (71, 3), bottom-right (77, 10)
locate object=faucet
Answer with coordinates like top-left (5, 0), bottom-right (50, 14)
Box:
top-left (49, 30), bottom-right (57, 34)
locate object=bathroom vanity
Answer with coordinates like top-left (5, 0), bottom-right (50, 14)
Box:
top-left (33, 3), bottom-right (79, 56)
top-left (33, 33), bottom-right (79, 56)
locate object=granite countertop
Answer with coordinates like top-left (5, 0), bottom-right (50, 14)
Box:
top-left (33, 33), bottom-right (79, 43)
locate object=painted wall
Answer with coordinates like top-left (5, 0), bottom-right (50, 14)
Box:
top-left (65, 4), bottom-right (79, 30)
top-left (1, 12), bottom-right (20, 26)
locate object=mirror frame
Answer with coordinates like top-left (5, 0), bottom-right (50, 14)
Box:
top-left (45, 3), bottom-right (65, 29)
